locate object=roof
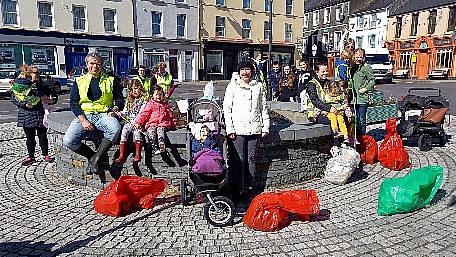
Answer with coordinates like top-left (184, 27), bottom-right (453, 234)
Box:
top-left (349, 0), bottom-right (398, 14)
top-left (389, 0), bottom-right (456, 16)
top-left (304, 0), bottom-right (348, 12)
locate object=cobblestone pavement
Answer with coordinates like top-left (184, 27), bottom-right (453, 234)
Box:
top-left (1, 120), bottom-right (456, 257)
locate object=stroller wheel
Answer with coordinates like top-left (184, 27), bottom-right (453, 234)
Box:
top-left (180, 178), bottom-right (188, 206)
top-left (204, 196), bottom-right (235, 227)
top-left (439, 135), bottom-right (447, 147)
top-left (418, 134), bottom-right (432, 151)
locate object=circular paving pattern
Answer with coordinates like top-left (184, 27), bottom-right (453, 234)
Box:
top-left (1, 123), bottom-right (456, 257)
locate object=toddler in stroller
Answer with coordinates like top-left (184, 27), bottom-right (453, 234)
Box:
top-left (180, 99), bottom-right (236, 227)
top-left (397, 88), bottom-right (449, 151)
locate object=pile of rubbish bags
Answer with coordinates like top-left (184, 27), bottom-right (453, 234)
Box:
top-left (243, 190), bottom-right (320, 232)
top-left (94, 176), bottom-right (168, 217)
top-left (325, 145), bottom-right (361, 185)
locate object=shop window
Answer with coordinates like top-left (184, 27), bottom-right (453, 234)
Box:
top-left (1, 0), bottom-right (17, 25)
top-left (399, 51), bottom-right (412, 69)
top-left (26, 46), bottom-right (56, 74)
top-left (215, 16), bottom-right (225, 37)
top-left (177, 14), bottom-right (186, 37)
top-left (324, 7), bottom-right (330, 24)
top-left (264, 21), bottom-right (270, 41)
top-left (143, 49), bottom-right (165, 69)
top-left (38, 2), bottom-right (53, 28)
top-left (286, 0), bottom-right (293, 15)
top-left (243, 0), bottom-right (251, 9)
top-left (368, 34), bottom-right (376, 49)
top-left (265, 0), bottom-right (270, 12)
top-left (242, 19), bottom-right (251, 39)
top-left (448, 7), bottom-right (456, 32)
top-left (313, 10), bottom-right (319, 26)
top-left (370, 14), bottom-right (377, 28)
top-left (428, 10), bottom-right (437, 34)
top-left (206, 50), bottom-right (223, 74)
top-left (304, 13), bottom-right (309, 28)
top-left (285, 23), bottom-right (292, 42)
top-left (103, 9), bottom-right (116, 33)
top-left (152, 12), bottom-right (162, 36)
top-left (411, 13), bottom-right (418, 36)
top-left (72, 5), bottom-right (86, 31)
top-left (435, 48), bottom-right (453, 69)
top-left (395, 16), bottom-right (402, 38)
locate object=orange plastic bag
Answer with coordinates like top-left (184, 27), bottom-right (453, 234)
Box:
top-left (243, 190), bottom-right (320, 232)
top-left (94, 176), bottom-right (168, 217)
top-left (378, 118), bottom-right (411, 171)
top-left (357, 135), bottom-right (378, 164)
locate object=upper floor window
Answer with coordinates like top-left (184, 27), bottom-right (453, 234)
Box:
top-left (448, 7), bottom-right (456, 32)
top-left (215, 0), bottom-right (224, 6)
top-left (428, 10), bottom-right (437, 34)
top-left (357, 16), bottom-right (364, 29)
top-left (356, 36), bottom-right (363, 48)
top-left (395, 16), bottom-right (402, 38)
top-left (2, 0), bottom-right (18, 25)
top-left (334, 31), bottom-right (341, 51)
top-left (322, 33), bottom-right (329, 51)
top-left (265, 0), bottom-right (271, 12)
top-left (215, 16), bottom-right (225, 36)
top-left (243, 0), bottom-right (251, 9)
top-left (285, 0), bottom-right (292, 15)
top-left (335, 4), bottom-right (343, 22)
top-left (285, 23), bottom-right (292, 42)
top-left (411, 13), bottom-right (419, 36)
top-left (72, 5), bottom-right (86, 31)
top-left (152, 12), bottom-right (162, 35)
top-left (37, 2), bottom-right (53, 28)
top-left (324, 7), bottom-right (330, 24)
top-left (370, 14), bottom-right (377, 28)
top-left (242, 19), bottom-right (251, 39)
top-left (264, 21), bottom-right (270, 41)
top-left (304, 13), bottom-right (309, 28)
top-left (313, 10), bottom-right (319, 26)
top-left (368, 34), bottom-right (376, 48)
top-left (103, 9), bottom-right (116, 33)
top-left (177, 14), bottom-right (186, 37)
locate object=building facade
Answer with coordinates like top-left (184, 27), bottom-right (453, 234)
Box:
top-left (136, 0), bottom-right (199, 82)
top-left (386, 0), bottom-right (456, 79)
top-left (302, 0), bottom-right (350, 75)
top-left (199, 0), bottom-right (304, 80)
top-left (0, 0), bottom-right (135, 77)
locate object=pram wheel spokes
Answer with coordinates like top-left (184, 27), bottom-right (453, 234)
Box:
top-left (418, 134), bottom-right (432, 151)
top-left (204, 195), bottom-right (235, 227)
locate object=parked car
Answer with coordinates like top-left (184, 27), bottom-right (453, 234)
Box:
top-left (0, 70), bottom-right (16, 95)
top-left (428, 68), bottom-right (450, 80)
top-left (365, 49), bottom-right (393, 84)
top-left (67, 67), bottom-right (87, 89)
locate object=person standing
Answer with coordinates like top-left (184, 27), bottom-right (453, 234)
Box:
top-left (223, 59), bottom-right (270, 198)
top-left (63, 52), bottom-right (124, 175)
top-left (268, 61), bottom-right (281, 101)
top-left (155, 62), bottom-right (177, 98)
top-left (134, 65), bottom-right (156, 97)
top-left (278, 64), bottom-right (298, 102)
top-left (10, 65), bottom-right (53, 165)
top-left (295, 59), bottom-right (312, 106)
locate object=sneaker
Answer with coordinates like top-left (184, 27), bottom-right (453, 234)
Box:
top-left (43, 155), bottom-right (53, 162)
top-left (159, 142), bottom-right (166, 153)
top-left (22, 157), bottom-right (35, 166)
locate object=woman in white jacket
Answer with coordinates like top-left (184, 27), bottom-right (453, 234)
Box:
top-left (223, 59), bottom-right (270, 198)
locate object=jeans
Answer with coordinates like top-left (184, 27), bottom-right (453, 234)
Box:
top-left (229, 134), bottom-right (260, 194)
top-left (355, 104), bottom-right (368, 135)
top-left (63, 113), bottom-right (121, 151)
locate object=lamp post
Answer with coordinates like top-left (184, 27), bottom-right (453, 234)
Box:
top-left (267, 0), bottom-right (273, 100)
top-left (132, 0), bottom-right (139, 66)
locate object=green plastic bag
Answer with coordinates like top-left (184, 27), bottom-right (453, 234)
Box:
top-left (377, 166), bottom-right (443, 216)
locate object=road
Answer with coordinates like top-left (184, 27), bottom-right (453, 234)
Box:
top-left (0, 79), bottom-right (454, 124)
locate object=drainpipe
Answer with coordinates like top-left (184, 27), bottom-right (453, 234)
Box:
top-left (132, 0), bottom-right (139, 66)
top-left (268, 0), bottom-right (273, 100)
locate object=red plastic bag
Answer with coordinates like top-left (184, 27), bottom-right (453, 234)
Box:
top-left (94, 176), bottom-right (168, 217)
top-left (357, 135), bottom-right (378, 164)
top-left (378, 118), bottom-right (411, 171)
top-left (243, 190), bottom-right (320, 231)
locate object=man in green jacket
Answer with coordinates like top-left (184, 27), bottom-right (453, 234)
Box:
top-left (350, 48), bottom-right (376, 135)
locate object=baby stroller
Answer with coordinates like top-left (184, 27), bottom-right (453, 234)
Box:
top-left (180, 98), bottom-right (235, 227)
top-left (397, 88), bottom-right (449, 151)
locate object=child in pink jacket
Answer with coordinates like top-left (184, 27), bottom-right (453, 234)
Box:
top-left (135, 86), bottom-right (176, 154)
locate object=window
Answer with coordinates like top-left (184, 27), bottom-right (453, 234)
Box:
top-left (304, 13), bottom-right (309, 28)
top-left (177, 14), bottom-right (186, 37)
top-left (356, 36), bottom-right (363, 48)
top-left (72, 5), bottom-right (86, 31)
top-left (206, 50), bottom-right (223, 74)
top-left (286, 0), bottom-right (292, 15)
top-left (313, 10), bottom-right (319, 26)
top-left (311, 34), bottom-right (318, 47)
top-left (285, 23), bottom-right (292, 42)
top-left (449, 7), bottom-right (456, 32)
top-left (322, 33), bottom-right (329, 51)
top-left (1, 0), bottom-right (17, 25)
top-left (428, 10), bottom-right (437, 34)
top-left (152, 12), bottom-right (162, 35)
top-left (243, 0), bottom-right (251, 9)
top-left (335, 4), bottom-right (343, 22)
top-left (411, 13), bottom-right (418, 36)
top-left (175, 0), bottom-right (185, 3)
top-left (242, 19), bottom-right (251, 39)
top-left (324, 7), bottom-right (330, 24)
top-left (215, 16), bottom-right (225, 36)
top-left (435, 48), bottom-right (453, 68)
top-left (368, 34), bottom-right (376, 48)
top-left (103, 9), bottom-right (116, 33)
top-left (143, 49), bottom-right (165, 68)
top-left (215, 0), bottom-right (224, 6)
top-left (264, 21), bottom-right (270, 41)
top-left (265, 0), bottom-right (271, 12)
top-left (37, 2), bottom-right (53, 28)
top-left (395, 16), bottom-right (402, 38)
top-left (357, 16), bottom-right (364, 29)
top-left (334, 31), bottom-right (342, 51)
top-left (399, 51), bottom-right (412, 69)
top-left (370, 14), bottom-right (377, 28)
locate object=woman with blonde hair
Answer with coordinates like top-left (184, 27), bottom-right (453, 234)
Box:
top-left (155, 61), bottom-right (177, 98)
top-left (278, 64), bottom-right (298, 102)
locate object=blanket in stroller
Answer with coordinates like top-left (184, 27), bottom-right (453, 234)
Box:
top-left (192, 149), bottom-right (223, 176)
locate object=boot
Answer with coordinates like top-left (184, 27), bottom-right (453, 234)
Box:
top-left (73, 143), bottom-right (96, 160)
top-left (133, 141), bottom-right (142, 162)
top-left (114, 142), bottom-right (128, 164)
top-left (86, 138), bottom-right (113, 175)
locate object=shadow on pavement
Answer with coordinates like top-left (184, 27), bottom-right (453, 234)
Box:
top-left (0, 241), bottom-right (56, 257)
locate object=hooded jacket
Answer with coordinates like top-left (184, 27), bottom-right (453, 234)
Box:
top-left (135, 99), bottom-right (176, 129)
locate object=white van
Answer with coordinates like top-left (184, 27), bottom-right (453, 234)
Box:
top-left (365, 49), bottom-right (393, 84)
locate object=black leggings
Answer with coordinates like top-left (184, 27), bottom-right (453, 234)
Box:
top-left (23, 127), bottom-right (49, 157)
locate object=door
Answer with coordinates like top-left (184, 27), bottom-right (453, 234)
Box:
top-left (417, 50), bottom-right (429, 80)
top-left (169, 56), bottom-right (178, 80)
top-left (184, 51), bottom-right (193, 81)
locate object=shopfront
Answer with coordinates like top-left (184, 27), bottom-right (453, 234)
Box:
top-left (0, 43), bottom-right (57, 74)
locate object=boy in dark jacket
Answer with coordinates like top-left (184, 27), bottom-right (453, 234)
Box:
top-left (268, 61), bottom-right (281, 101)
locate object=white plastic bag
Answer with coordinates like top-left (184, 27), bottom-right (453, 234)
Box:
top-left (325, 145), bottom-right (361, 185)
top-left (203, 80), bottom-right (214, 99)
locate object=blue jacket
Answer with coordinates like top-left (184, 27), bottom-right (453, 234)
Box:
top-left (268, 70), bottom-right (281, 96)
top-left (335, 59), bottom-right (350, 81)
top-left (191, 136), bottom-right (221, 156)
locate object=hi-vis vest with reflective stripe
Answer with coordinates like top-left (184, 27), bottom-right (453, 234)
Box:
top-left (133, 76), bottom-right (152, 95)
top-left (156, 73), bottom-right (173, 94)
top-left (78, 73), bottom-right (114, 114)
top-left (306, 79), bottom-right (325, 118)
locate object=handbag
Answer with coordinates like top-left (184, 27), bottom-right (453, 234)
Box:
top-left (420, 108), bottom-right (448, 123)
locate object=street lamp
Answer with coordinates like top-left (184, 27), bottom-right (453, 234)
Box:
top-left (268, 0), bottom-right (273, 100)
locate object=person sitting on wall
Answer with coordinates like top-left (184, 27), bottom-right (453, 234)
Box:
top-left (63, 52), bottom-right (124, 175)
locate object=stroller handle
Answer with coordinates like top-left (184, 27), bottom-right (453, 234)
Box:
top-left (408, 88), bottom-right (441, 96)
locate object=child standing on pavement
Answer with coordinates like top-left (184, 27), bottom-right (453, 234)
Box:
top-left (114, 79), bottom-right (147, 163)
top-left (134, 86), bottom-right (176, 154)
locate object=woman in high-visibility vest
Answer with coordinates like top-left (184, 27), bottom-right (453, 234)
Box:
top-left (155, 62), bottom-right (177, 98)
